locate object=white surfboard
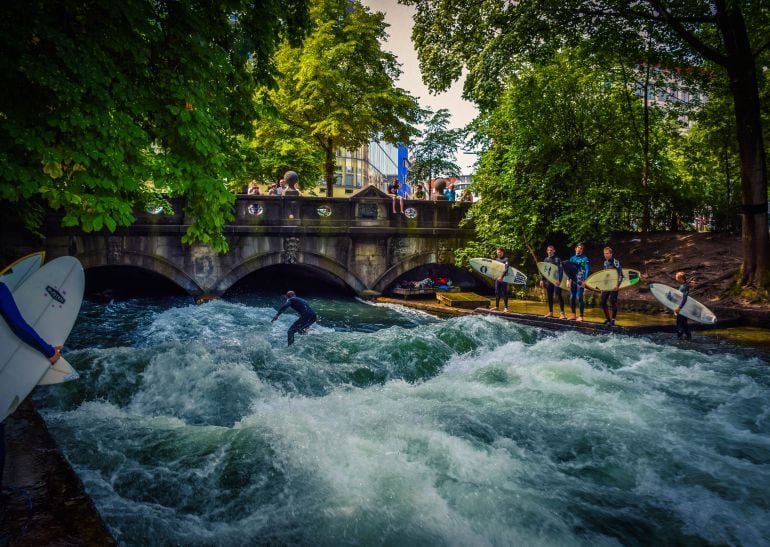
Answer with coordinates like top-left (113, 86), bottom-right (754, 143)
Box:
top-left (585, 268), bottom-right (642, 292)
top-left (0, 256), bottom-right (84, 422)
top-left (648, 283), bottom-right (717, 325)
top-left (470, 258), bottom-right (527, 285)
top-left (0, 251), bottom-right (45, 292)
top-left (537, 261), bottom-right (569, 290)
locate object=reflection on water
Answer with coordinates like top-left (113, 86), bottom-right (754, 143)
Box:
top-left (34, 295), bottom-right (770, 546)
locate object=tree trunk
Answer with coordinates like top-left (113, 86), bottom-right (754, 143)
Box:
top-left (719, 6), bottom-right (770, 287)
top-left (641, 35), bottom-right (652, 232)
top-left (324, 139), bottom-right (335, 198)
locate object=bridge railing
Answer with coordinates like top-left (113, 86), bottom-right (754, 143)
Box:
top-left (133, 194), bottom-right (473, 231)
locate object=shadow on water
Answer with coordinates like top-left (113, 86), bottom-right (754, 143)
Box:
top-left (85, 266), bottom-right (190, 301)
top-left (224, 264), bottom-right (356, 299)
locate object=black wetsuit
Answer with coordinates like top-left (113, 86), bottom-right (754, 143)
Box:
top-left (494, 255), bottom-right (510, 309)
top-left (677, 282), bottom-right (692, 340)
top-left (543, 255), bottom-right (564, 314)
top-left (276, 296), bottom-right (317, 346)
top-left (600, 258), bottom-right (624, 323)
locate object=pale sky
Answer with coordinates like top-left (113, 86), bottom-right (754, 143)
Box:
top-left (361, 0), bottom-right (479, 174)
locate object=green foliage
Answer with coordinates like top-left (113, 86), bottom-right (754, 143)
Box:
top-left (407, 0), bottom-right (770, 287)
top-left (468, 51), bottom-right (663, 259)
top-left (254, 0), bottom-right (421, 196)
top-left (408, 108), bottom-right (463, 185)
top-left (0, 0), bottom-right (308, 252)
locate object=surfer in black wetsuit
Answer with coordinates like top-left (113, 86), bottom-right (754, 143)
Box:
top-left (540, 245), bottom-right (565, 319)
top-left (272, 290), bottom-right (317, 346)
top-left (0, 281), bottom-right (62, 491)
top-left (674, 271), bottom-right (692, 340)
top-left (490, 248), bottom-right (510, 313)
top-left (600, 246), bottom-right (624, 326)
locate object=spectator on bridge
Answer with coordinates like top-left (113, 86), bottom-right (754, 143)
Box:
top-left (444, 182), bottom-right (456, 202)
top-left (275, 178), bottom-right (284, 196)
top-left (414, 183), bottom-right (426, 200)
top-left (387, 178), bottom-right (402, 213)
top-left (247, 180), bottom-right (261, 195)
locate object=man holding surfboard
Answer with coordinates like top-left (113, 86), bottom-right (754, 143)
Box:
top-left (0, 280), bottom-right (62, 491)
top-left (491, 248), bottom-right (510, 313)
top-left (539, 245), bottom-right (566, 319)
top-left (272, 291), bottom-right (318, 346)
top-left (567, 243), bottom-right (590, 321)
top-left (674, 272), bottom-right (692, 340)
top-left (599, 246), bottom-right (624, 326)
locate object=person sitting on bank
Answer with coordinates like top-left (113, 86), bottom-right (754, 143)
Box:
top-left (272, 290), bottom-right (317, 346)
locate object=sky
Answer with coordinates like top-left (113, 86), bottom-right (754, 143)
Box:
top-left (361, 0), bottom-right (479, 174)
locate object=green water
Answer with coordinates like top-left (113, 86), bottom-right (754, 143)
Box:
top-left (32, 294), bottom-right (770, 546)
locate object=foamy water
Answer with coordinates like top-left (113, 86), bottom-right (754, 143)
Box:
top-left (34, 296), bottom-right (770, 546)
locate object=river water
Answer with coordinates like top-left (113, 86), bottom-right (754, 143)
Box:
top-left (33, 295), bottom-right (770, 546)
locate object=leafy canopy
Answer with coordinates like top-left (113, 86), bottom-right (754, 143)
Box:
top-left (255, 0), bottom-right (422, 196)
top-left (0, 0), bottom-right (308, 252)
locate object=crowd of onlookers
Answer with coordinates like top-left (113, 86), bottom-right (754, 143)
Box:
top-left (243, 175), bottom-right (475, 202)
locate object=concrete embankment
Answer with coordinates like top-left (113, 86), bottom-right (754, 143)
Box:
top-left (1, 400), bottom-right (115, 546)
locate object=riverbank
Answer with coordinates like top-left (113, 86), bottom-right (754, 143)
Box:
top-left (1, 400), bottom-right (115, 546)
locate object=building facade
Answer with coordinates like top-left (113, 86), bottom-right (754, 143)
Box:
top-left (317, 141), bottom-right (408, 197)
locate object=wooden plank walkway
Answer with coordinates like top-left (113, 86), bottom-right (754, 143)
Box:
top-left (436, 291), bottom-right (489, 309)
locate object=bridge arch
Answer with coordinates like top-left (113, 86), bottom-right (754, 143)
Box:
top-left (75, 249), bottom-right (202, 295)
top-left (372, 252), bottom-right (441, 293)
top-left (212, 251), bottom-right (368, 295)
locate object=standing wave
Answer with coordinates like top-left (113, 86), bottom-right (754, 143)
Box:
top-left (35, 299), bottom-right (770, 546)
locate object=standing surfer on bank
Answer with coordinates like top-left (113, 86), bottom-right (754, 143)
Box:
top-left (540, 245), bottom-right (566, 319)
top-left (674, 272), bottom-right (692, 340)
top-left (567, 243), bottom-right (590, 321)
top-left (600, 246), bottom-right (624, 326)
top-left (272, 291), bottom-right (317, 346)
top-left (490, 247), bottom-right (510, 313)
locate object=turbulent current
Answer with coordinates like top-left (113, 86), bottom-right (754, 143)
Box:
top-left (33, 295), bottom-right (770, 546)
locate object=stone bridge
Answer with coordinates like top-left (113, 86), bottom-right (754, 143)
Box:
top-left (42, 186), bottom-right (475, 298)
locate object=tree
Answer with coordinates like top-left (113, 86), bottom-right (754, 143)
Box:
top-left (407, 109), bottom-right (462, 195)
top-left (0, 0), bottom-right (308, 252)
top-left (255, 0), bottom-right (421, 197)
top-left (405, 0), bottom-right (770, 290)
top-left (466, 50), bottom-right (669, 263)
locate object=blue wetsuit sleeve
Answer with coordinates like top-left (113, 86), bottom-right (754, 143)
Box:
top-left (0, 282), bottom-right (55, 358)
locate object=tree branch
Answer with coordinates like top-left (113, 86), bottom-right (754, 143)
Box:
top-left (643, 0), bottom-right (728, 67)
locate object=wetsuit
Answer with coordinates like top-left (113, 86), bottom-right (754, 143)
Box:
top-left (569, 254), bottom-right (590, 317)
top-left (677, 282), bottom-right (692, 340)
top-left (600, 258), bottom-right (624, 324)
top-left (494, 255), bottom-right (510, 310)
top-left (543, 255), bottom-right (564, 315)
top-left (1, 281), bottom-right (56, 491)
top-left (276, 296), bottom-right (317, 346)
